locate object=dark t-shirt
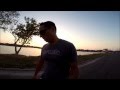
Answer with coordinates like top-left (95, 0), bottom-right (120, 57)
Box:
top-left (41, 39), bottom-right (77, 79)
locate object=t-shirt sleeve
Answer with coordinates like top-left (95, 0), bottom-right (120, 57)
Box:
top-left (68, 43), bottom-right (77, 63)
top-left (40, 44), bottom-right (47, 60)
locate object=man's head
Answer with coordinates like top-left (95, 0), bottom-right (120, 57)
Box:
top-left (39, 21), bottom-right (57, 43)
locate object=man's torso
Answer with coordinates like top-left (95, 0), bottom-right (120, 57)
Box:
top-left (41, 39), bottom-right (77, 79)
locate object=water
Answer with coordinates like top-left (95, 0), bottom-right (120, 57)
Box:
top-left (0, 46), bottom-right (40, 56)
top-left (0, 45), bottom-right (102, 56)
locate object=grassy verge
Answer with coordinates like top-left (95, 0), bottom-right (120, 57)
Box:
top-left (0, 54), bottom-right (40, 69)
top-left (77, 53), bottom-right (107, 64)
top-left (0, 53), bottom-right (107, 68)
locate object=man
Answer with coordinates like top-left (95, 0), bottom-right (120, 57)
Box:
top-left (33, 21), bottom-right (79, 79)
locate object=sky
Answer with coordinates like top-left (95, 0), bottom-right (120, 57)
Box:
top-left (0, 11), bottom-right (120, 51)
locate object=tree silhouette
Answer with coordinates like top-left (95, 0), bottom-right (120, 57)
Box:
top-left (0, 11), bottom-right (19, 31)
top-left (12, 17), bottom-right (40, 55)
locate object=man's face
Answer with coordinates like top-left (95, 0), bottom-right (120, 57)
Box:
top-left (39, 25), bottom-right (53, 42)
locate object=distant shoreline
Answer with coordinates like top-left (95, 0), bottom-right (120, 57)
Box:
top-left (0, 42), bottom-right (115, 52)
top-left (0, 43), bottom-right (42, 49)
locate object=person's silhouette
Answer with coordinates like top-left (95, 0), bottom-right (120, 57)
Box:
top-left (33, 21), bottom-right (79, 79)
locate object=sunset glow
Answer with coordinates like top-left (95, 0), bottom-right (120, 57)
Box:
top-left (0, 11), bottom-right (120, 52)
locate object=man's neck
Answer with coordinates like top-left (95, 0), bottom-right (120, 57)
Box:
top-left (50, 36), bottom-right (59, 45)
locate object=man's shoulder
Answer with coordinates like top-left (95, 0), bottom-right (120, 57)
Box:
top-left (42, 43), bottom-right (49, 49)
top-left (59, 39), bottom-right (74, 46)
top-left (59, 39), bottom-right (72, 44)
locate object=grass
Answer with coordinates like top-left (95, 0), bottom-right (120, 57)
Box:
top-left (0, 53), bottom-right (107, 68)
top-left (0, 54), bottom-right (40, 68)
top-left (77, 53), bottom-right (107, 64)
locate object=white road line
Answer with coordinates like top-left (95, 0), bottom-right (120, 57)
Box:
top-left (78, 56), bottom-right (104, 68)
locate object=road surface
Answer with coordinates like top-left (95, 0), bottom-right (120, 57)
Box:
top-left (0, 52), bottom-right (120, 79)
top-left (79, 52), bottom-right (120, 79)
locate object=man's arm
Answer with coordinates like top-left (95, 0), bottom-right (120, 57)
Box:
top-left (33, 58), bottom-right (44, 79)
top-left (69, 61), bottom-right (79, 79)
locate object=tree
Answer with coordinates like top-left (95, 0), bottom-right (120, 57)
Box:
top-left (0, 11), bottom-right (19, 30)
top-left (12, 17), bottom-right (40, 55)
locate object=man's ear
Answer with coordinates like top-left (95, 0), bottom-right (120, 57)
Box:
top-left (51, 26), bottom-right (56, 33)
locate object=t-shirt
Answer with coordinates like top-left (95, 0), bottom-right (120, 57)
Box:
top-left (40, 39), bottom-right (77, 79)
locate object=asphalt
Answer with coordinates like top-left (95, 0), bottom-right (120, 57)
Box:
top-left (0, 68), bottom-right (42, 79)
top-left (0, 52), bottom-right (120, 79)
top-left (79, 52), bottom-right (120, 79)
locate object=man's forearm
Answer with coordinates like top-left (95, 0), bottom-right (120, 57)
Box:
top-left (34, 59), bottom-right (44, 77)
top-left (69, 68), bottom-right (79, 79)
top-left (34, 64), bottom-right (41, 76)
top-left (69, 62), bottom-right (79, 79)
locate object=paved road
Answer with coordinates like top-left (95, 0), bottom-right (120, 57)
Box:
top-left (0, 53), bottom-right (120, 79)
top-left (0, 68), bottom-right (42, 79)
top-left (79, 53), bottom-right (120, 79)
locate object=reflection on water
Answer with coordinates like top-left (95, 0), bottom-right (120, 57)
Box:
top-left (0, 46), bottom-right (102, 56)
top-left (0, 46), bottom-right (40, 56)
top-left (77, 51), bottom-right (102, 55)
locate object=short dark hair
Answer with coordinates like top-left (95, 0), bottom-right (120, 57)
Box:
top-left (40, 21), bottom-right (56, 32)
